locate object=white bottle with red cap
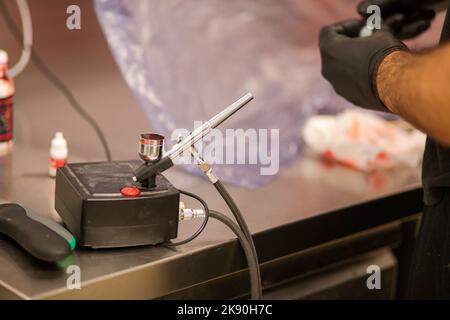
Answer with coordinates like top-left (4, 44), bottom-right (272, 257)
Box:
top-left (0, 50), bottom-right (15, 156)
top-left (49, 132), bottom-right (68, 177)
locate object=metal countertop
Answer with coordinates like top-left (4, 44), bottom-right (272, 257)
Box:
top-left (0, 145), bottom-right (423, 299)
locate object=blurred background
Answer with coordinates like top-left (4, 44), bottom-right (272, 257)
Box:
top-left (1, 0), bottom-right (148, 161)
top-left (0, 0), bottom-right (445, 164)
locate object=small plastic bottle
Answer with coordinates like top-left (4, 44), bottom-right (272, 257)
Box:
top-left (49, 132), bottom-right (68, 178)
top-left (0, 50), bottom-right (15, 156)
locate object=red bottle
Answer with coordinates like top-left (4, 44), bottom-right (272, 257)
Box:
top-left (0, 50), bottom-right (14, 156)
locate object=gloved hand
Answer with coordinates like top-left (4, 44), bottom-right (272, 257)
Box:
top-left (357, 0), bottom-right (436, 39)
top-left (319, 20), bottom-right (407, 111)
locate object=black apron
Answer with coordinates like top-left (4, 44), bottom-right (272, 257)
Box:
top-left (408, 3), bottom-right (450, 299)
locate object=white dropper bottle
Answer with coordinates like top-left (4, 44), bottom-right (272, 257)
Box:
top-left (49, 132), bottom-right (68, 177)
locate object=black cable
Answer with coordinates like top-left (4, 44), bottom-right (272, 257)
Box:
top-left (164, 188), bottom-right (261, 299)
top-left (0, 1), bottom-right (112, 161)
top-left (209, 210), bottom-right (261, 300)
top-left (213, 180), bottom-right (262, 297)
top-left (165, 189), bottom-right (210, 247)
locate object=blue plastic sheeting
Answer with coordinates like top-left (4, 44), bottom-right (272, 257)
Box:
top-left (94, 0), bottom-right (358, 188)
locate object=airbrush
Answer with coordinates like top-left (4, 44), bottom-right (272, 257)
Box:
top-left (54, 93), bottom-right (254, 248)
top-left (133, 93), bottom-right (254, 186)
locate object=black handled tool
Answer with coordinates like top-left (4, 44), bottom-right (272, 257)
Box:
top-left (0, 203), bottom-right (76, 262)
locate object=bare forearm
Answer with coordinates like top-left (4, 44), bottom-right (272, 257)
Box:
top-left (377, 44), bottom-right (450, 145)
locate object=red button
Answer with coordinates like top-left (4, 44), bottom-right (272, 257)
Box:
top-left (121, 187), bottom-right (141, 197)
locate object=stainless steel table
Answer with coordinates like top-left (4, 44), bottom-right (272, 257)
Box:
top-left (0, 145), bottom-right (423, 299)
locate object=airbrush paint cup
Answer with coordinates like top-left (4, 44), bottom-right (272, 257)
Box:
top-left (138, 133), bottom-right (164, 189)
top-left (139, 133), bottom-right (164, 163)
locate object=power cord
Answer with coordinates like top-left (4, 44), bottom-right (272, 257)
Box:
top-left (0, 0), bottom-right (112, 161)
top-left (7, 0), bottom-right (32, 78)
top-left (186, 145), bottom-right (263, 299)
top-left (213, 180), bottom-right (262, 298)
top-left (169, 187), bottom-right (262, 300)
top-left (209, 209), bottom-right (262, 300)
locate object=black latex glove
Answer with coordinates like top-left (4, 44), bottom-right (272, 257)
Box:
top-left (319, 20), bottom-right (407, 111)
top-left (357, 0), bottom-right (436, 39)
